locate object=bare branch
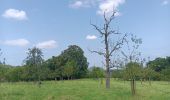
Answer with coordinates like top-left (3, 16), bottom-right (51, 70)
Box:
top-left (104, 11), bottom-right (116, 25)
top-left (121, 51), bottom-right (128, 60)
top-left (88, 49), bottom-right (106, 57)
top-left (109, 34), bottom-right (127, 56)
top-left (91, 23), bottom-right (104, 37)
top-left (0, 49), bottom-right (2, 57)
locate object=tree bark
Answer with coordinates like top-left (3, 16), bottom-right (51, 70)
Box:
top-left (140, 78), bottom-right (143, 85)
top-left (100, 78), bottom-right (103, 85)
top-left (90, 12), bottom-right (125, 89)
top-left (149, 77), bottom-right (151, 86)
top-left (131, 79), bottom-right (136, 96)
top-left (105, 34), bottom-right (110, 89)
top-left (106, 67), bottom-right (110, 88)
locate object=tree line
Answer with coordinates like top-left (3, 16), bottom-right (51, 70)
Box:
top-left (0, 45), bottom-right (170, 95)
top-left (0, 47), bottom-right (170, 82)
top-left (0, 45), bottom-right (88, 82)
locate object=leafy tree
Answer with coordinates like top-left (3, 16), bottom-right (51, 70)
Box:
top-left (24, 47), bottom-right (44, 84)
top-left (89, 66), bottom-right (104, 79)
top-left (0, 64), bottom-right (11, 82)
top-left (147, 56), bottom-right (170, 82)
top-left (45, 56), bottom-right (61, 80)
top-left (161, 68), bottom-right (170, 82)
top-left (44, 45), bottom-right (88, 80)
top-left (88, 66), bottom-right (104, 85)
top-left (90, 12), bottom-right (126, 89)
top-left (124, 62), bottom-right (141, 95)
top-left (60, 45), bottom-right (88, 78)
top-left (111, 69), bottom-right (124, 80)
top-left (63, 60), bottom-right (76, 80)
top-left (147, 57), bottom-right (168, 72)
top-left (140, 66), bottom-right (156, 85)
top-left (5, 67), bottom-right (23, 82)
top-left (121, 35), bottom-right (142, 95)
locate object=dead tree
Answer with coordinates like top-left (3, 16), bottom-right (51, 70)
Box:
top-left (90, 12), bottom-right (127, 89)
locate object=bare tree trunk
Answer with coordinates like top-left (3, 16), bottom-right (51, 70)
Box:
top-left (38, 75), bottom-right (41, 88)
top-left (90, 12), bottom-right (126, 89)
top-left (105, 34), bottom-right (110, 89)
top-left (68, 76), bottom-right (69, 80)
top-left (106, 67), bottom-right (110, 88)
top-left (100, 78), bottom-right (103, 85)
top-left (131, 79), bottom-right (136, 96)
top-left (149, 77), bottom-right (151, 86)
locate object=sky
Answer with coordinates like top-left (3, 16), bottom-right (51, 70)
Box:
top-left (0, 0), bottom-right (170, 67)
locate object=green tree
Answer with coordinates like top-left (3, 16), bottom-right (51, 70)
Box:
top-left (89, 66), bottom-right (104, 79)
top-left (0, 64), bottom-right (11, 82)
top-left (5, 67), bottom-right (23, 82)
top-left (24, 47), bottom-right (44, 85)
top-left (140, 66), bottom-right (155, 85)
top-left (121, 34), bottom-right (142, 96)
top-left (63, 60), bottom-right (76, 80)
top-left (60, 45), bottom-right (88, 78)
top-left (147, 57), bottom-right (168, 72)
top-left (147, 56), bottom-right (170, 81)
top-left (88, 66), bottom-right (104, 85)
top-left (44, 45), bottom-right (88, 80)
top-left (124, 62), bottom-right (141, 95)
top-left (161, 68), bottom-right (170, 83)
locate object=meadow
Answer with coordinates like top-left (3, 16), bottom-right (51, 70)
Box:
top-left (0, 79), bottom-right (170, 100)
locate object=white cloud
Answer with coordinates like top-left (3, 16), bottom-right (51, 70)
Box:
top-left (69, 0), bottom-right (97, 8)
top-left (4, 39), bottom-right (29, 47)
top-left (69, 1), bottom-right (83, 8)
top-left (162, 0), bottom-right (169, 5)
top-left (2, 8), bottom-right (27, 20)
top-left (86, 35), bottom-right (97, 40)
top-left (69, 0), bottom-right (125, 17)
top-left (36, 40), bottom-right (57, 49)
top-left (97, 0), bottom-right (125, 16)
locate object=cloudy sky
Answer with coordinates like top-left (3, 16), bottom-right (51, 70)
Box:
top-left (0, 0), bottom-right (170, 66)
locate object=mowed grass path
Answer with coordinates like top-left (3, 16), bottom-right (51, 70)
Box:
top-left (0, 79), bottom-right (170, 100)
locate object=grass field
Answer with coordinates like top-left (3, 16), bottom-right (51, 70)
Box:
top-left (0, 79), bottom-right (170, 100)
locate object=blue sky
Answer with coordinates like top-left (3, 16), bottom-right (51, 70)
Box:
top-left (0, 0), bottom-right (170, 66)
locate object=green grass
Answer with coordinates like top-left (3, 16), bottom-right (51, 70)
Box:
top-left (0, 79), bottom-right (170, 100)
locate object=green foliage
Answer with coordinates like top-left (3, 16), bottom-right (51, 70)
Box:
top-left (24, 47), bottom-right (44, 81)
top-left (45, 45), bottom-right (88, 79)
top-left (2, 45), bottom-right (170, 83)
top-left (5, 67), bottom-right (23, 82)
top-left (161, 68), bottom-right (170, 81)
top-left (63, 60), bottom-right (76, 79)
top-left (124, 62), bottom-right (141, 80)
top-left (60, 45), bottom-right (88, 78)
top-left (25, 47), bottom-right (44, 66)
top-left (147, 57), bottom-right (169, 72)
top-left (88, 66), bottom-right (104, 79)
top-left (1, 45), bottom-right (88, 82)
top-left (0, 65), bottom-right (11, 81)
top-left (147, 57), bottom-right (170, 81)
top-left (111, 69), bottom-right (124, 79)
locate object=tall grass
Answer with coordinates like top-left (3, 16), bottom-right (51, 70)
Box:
top-left (0, 79), bottom-right (170, 100)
